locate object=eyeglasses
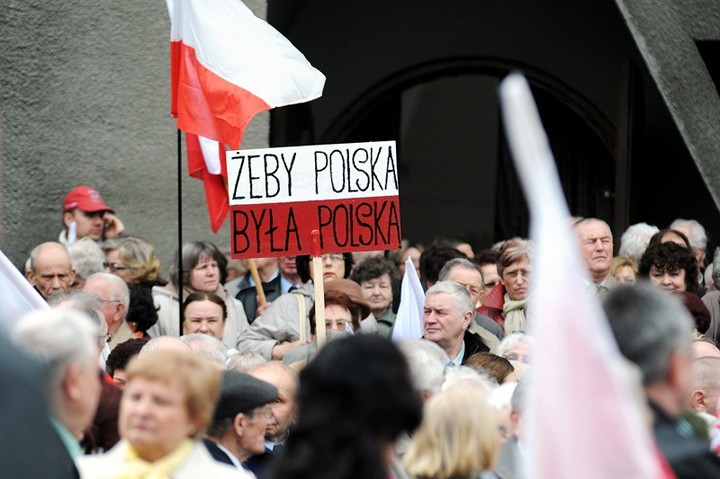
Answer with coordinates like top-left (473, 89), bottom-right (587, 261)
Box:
top-left (97, 332), bottom-right (112, 344)
top-left (103, 262), bottom-right (129, 273)
top-left (321, 253), bottom-right (344, 263)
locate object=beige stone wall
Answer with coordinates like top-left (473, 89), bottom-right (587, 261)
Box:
top-left (0, 1), bottom-right (269, 270)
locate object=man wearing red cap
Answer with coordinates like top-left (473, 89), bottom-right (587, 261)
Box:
top-left (59, 186), bottom-right (124, 244)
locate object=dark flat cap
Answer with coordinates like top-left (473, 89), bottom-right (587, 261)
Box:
top-left (214, 370), bottom-right (278, 419)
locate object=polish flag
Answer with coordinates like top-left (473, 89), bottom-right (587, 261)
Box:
top-left (499, 74), bottom-right (664, 478)
top-left (168, 0), bottom-right (326, 232)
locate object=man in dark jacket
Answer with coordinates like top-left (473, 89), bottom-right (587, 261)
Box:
top-left (604, 283), bottom-right (720, 478)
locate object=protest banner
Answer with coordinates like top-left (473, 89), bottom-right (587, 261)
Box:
top-left (226, 140), bottom-right (401, 259)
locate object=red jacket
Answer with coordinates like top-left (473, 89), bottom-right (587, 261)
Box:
top-left (477, 283), bottom-right (506, 330)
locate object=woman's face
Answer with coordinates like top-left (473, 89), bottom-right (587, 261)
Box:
top-left (323, 304), bottom-right (354, 332)
top-left (361, 273), bottom-right (393, 316)
top-left (189, 255), bottom-right (220, 293)
top-left (614, 265), bottom-right (636, 284)
top-left (308, 254), bottom-right (345, 283)
top-left (502, 257), bottom-right (531, 301)
top-left (183, 299), bottom-right (225, 340)
top-left (105, 249), bottom-right (134, 283)
top-left (119, 377), bottom-right (197, 462)
top-left (649, 265), bottom-right (686, 292)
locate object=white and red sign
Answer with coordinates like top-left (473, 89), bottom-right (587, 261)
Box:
top-left (226, 141), bottom-right (401, 258)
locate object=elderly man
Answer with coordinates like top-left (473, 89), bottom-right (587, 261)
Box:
top-left (26, 241), bottom-right (75, 299)
top-left (690, 357), bottom-right (720, 428)
top-left (574, 218), bottom-right (615, 294)
top-left (11, 309), bottom-right (102, 475)
top-left (423, 280), bottom-right (489, 366)
top-left (246, 361), bottom-right (299, 478)
top-left (83, 272), bottom-right (131, 352)
top-left (59, 185), bottom-right (123, 245)
top-left (603, 283), bottom-right (720, 478)
top-left (438, 258), bottom-right (503, 345)
top-left (205, 371), bottom-right (278, 474)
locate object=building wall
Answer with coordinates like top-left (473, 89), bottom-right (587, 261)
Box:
top-left (269, 0), bottom-right (720, 250)
top-left (0, 1), bottom-right (270, 269)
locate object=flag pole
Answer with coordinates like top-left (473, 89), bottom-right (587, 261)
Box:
top-left (247, 259), bottom-right (267, 309)
top-left (311, 230), bottom-right (326, 348)
top-left (177, 129), bottom-right (184, 337)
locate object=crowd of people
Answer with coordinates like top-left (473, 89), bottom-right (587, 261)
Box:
top-left (6, 184), bottom-right (720, 478)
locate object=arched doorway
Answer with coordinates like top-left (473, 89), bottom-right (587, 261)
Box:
top-left (278, 58), bottom-right (617, 249)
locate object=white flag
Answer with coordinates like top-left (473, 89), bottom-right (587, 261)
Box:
top-left (392, 258), bottom-right (426, 341)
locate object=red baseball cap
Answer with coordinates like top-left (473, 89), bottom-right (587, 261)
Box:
top-left (62, 186), bottom-right (115, 213)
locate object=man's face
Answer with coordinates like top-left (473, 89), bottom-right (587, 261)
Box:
top-left (479, 263), bottom-right (500, 304)
top-left (278, 256), bottom-right (299, 280)
top-left (83, 278), bottom-right (124, 332)
top-left (423, 292), bottom-right (471, 350)
top-left (64, 209), bottom-right (106, 241)
top-left (249, 365), bottom-right (297, 443)
top-left (502, 258), bottom-right (531, 301)
top-left (240, 406), bottom-right (273, 457)
top-left (576, 220), bottom-right (613, 279)
top-left (28, 244), bottom-right (75, 298)
top-left (446, 267), bottom-right (483, 307)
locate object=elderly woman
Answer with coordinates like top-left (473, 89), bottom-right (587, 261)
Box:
top-left (404, 388), bottom-right (500, 479)
top-left (149, 241), bottom-right (249, 350)
top-left (478, 238), bottom-right (532, 334)
top-left (350, 256), bottom-right (399, 337)
top-left (77, 350), bottom-right (251, 478)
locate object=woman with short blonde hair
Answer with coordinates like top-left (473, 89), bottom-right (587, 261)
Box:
top-left (404, 388), bottom-right (500, 479)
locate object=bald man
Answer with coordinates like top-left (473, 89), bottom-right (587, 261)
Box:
top-left (26, 242), bottom-right (76, 299)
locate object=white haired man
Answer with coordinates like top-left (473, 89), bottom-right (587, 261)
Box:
top-left (83, 272), bottom-right (131, 351)
top-left (671, 218), bottom-right (708, 293)
top-left (619, 222), bottom-right (659, 262)
top-left (12, 309), bottom-right (102, 474)
top-left (423, 281), bottom-right (490, 366)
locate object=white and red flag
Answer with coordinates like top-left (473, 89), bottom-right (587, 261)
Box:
top-left (167, 0), bottom-right (326, 232)
top-left (499, 73), bottom-right (664, 478)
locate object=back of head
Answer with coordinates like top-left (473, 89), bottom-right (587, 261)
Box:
top-left (67, 237), bottom-right (105, 281)
top-left (619, 222), bottom-right (659, 260)
top-left (397, 339), bottom-right (449, 398)
top-left (420, 246), bottom-right (466, 286)
top-left (404, 388), bottom-right (499, 478)
top-left (180, 333), bottom-right (227, 366)
top-left (670, 218), bottom-right (707, 253)
top-left (602, 283), bottom-right (693, 385)
top-left (272, 335), bottom-right (421, 479)
top-left (11, 309), bottom-right (98, 407)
